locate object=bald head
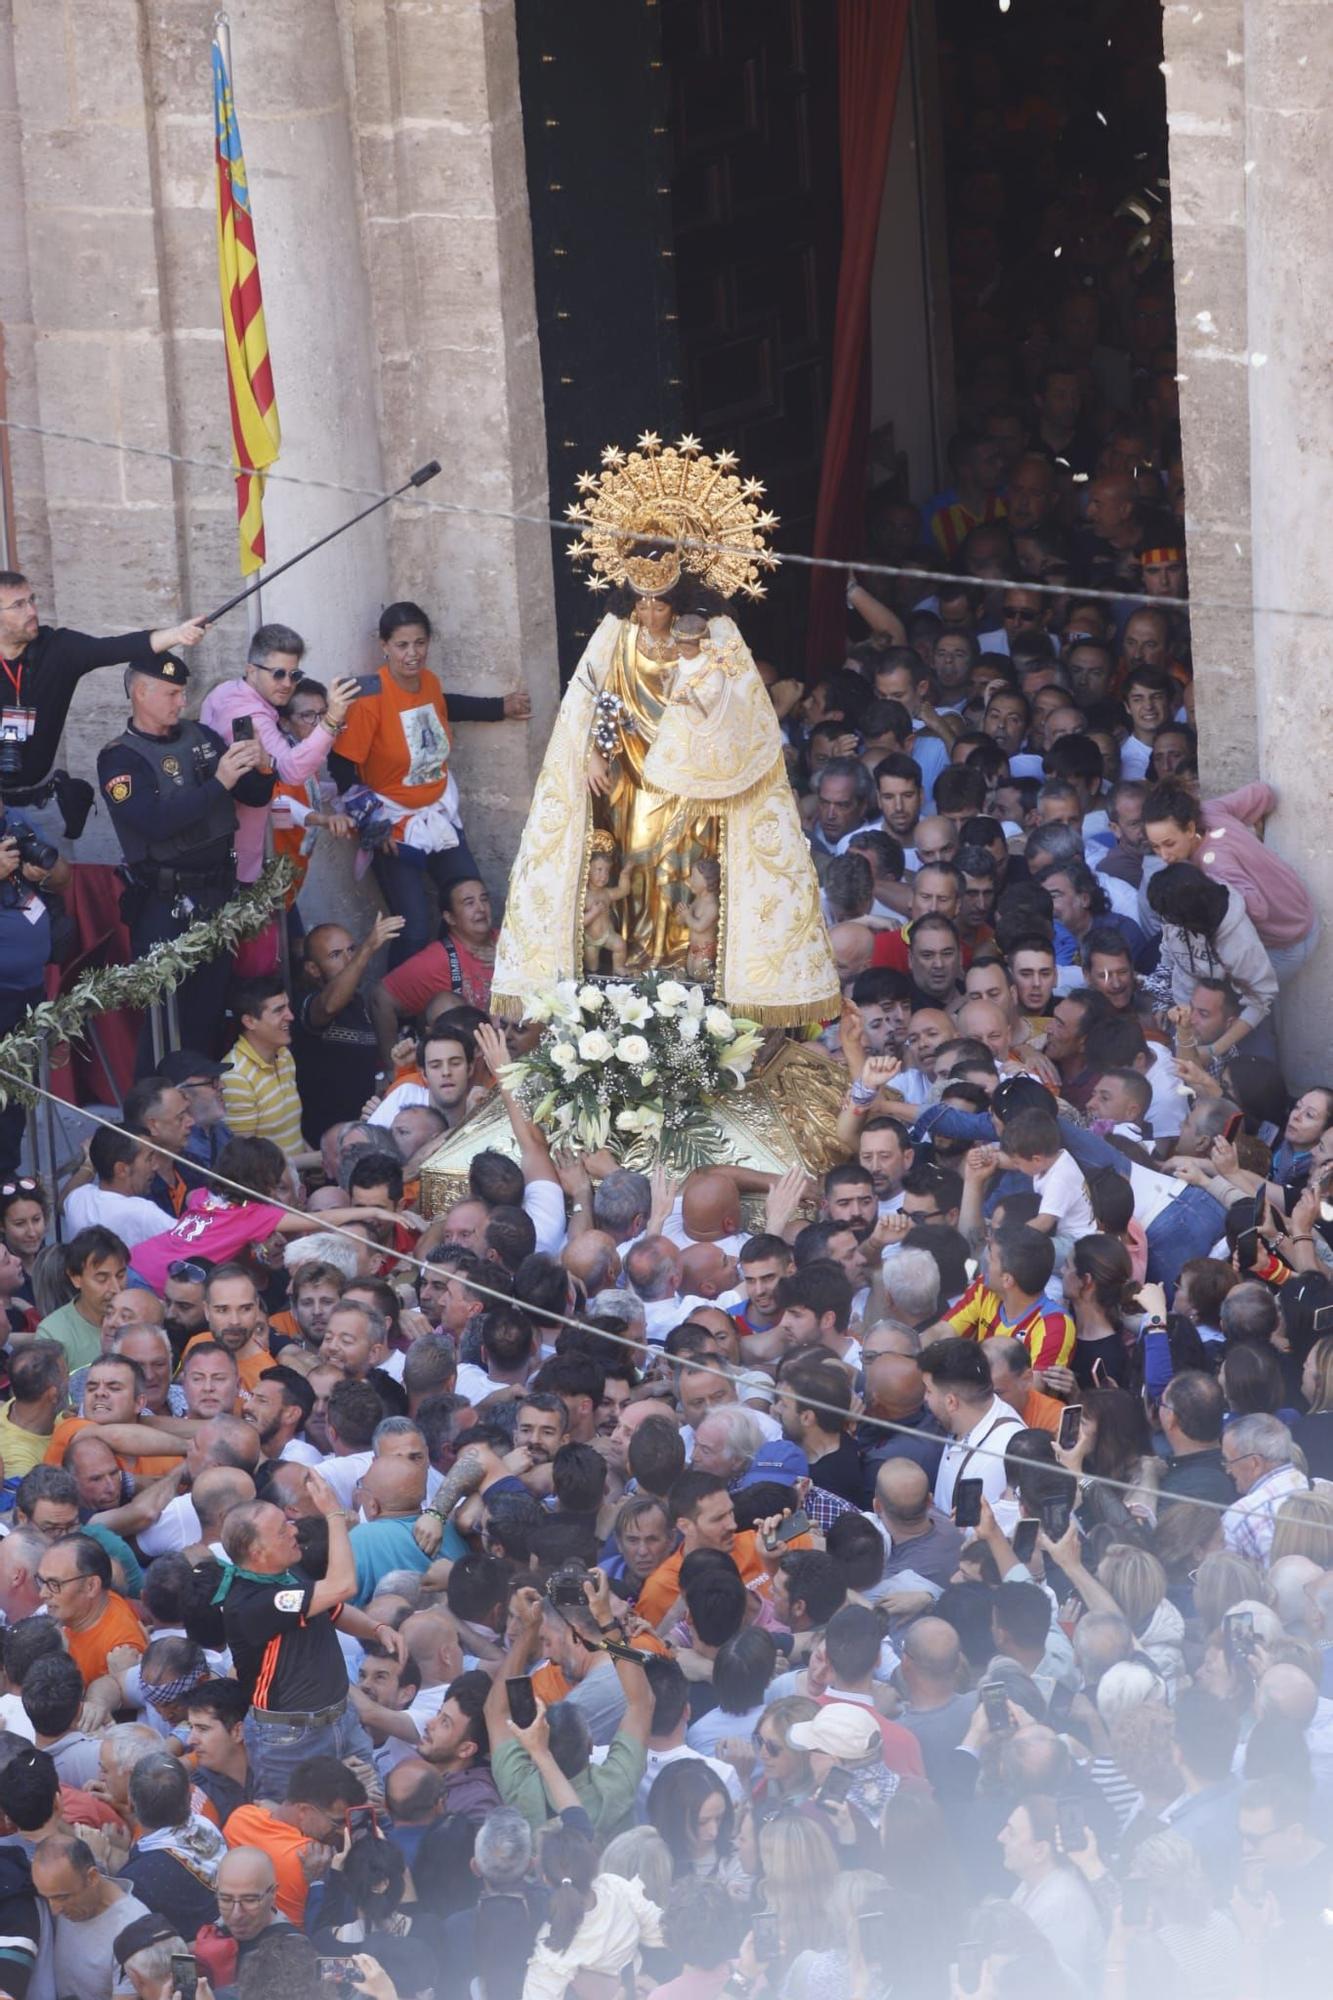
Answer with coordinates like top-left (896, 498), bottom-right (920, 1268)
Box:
top-left (901, 1617), bottom-right (961, 1682)
top-left (217, 1846), bottom-right (276, 1896)
top-left (874, 1456), bottom-right (931, 1525)
top-left (191, 1466), bottom-right (256, 1535)
top-left (831, 923), bottom-right (875, 983)
top-left (402, 1609), bottom-right (464, 1687)
top-left (957, 998), bottom-right (1010, 1060)
top-left (359, 1453), bottom-right (426, 1519)
top-left (865, 1350), bottom-right (927, 1420)
top-left (1256, 1664), bottom-right (1319, 1729)
top-left (681, 1241), bottom-right (738, 1299)
top-left (561, 1231), bottom-right (622, 1296)
top-left (681, 1173), bottom-right (742, 1244)
top-left (191, 1415), bottom-right (262, 1474)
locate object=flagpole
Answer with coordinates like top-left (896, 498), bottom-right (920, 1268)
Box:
top-left (213, 9), bottom-right (264, 628)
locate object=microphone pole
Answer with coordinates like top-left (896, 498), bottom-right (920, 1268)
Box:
top-left (200, 460), bottom-right (442, 626)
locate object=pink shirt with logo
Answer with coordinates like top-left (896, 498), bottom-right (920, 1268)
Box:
top-left (1198, 785), bottom-right (1314, 949)
top-left (130, 1189), bottom-right (285, 1293)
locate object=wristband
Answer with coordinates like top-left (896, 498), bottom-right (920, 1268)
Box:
top-left (597, 1619), bottom-right (625, 1635)
top-left (849, 1080), bottom-right (877, 1107)
top-left (423, 1505), bottom-right (446, 1522)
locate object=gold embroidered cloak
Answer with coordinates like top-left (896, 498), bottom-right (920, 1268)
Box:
top-left (493, 613), bottom-right (839, 1025)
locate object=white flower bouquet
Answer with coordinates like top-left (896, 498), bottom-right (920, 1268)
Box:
top-left (500, 973), bottom-right (763, 1166)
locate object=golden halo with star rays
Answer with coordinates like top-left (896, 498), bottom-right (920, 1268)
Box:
top-left (564, 432), bottom-right (780, 601)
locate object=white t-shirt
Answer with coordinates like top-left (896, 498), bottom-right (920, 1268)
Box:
top-left (934, 1399), bottom-right (1026, 1513)
top-left (525, 1179), bottom-right (568, 1257)
top-left (63, 1184), bottom-right (170, 1249)
top-left (138, 1494), bottom-right (202, 1559)
top-left (1125, 1160), bottom-right (1187, 1231)
top-left (1032, 1150), bottom-right (1096, 1240)
top-left (1145, 1043), bottom-right (1188, 1141)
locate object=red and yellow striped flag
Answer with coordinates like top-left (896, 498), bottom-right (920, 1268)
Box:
top-left (212, 34), bottom-right (280, 574)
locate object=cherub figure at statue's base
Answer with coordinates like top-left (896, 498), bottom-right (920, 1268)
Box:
top-left (583, 832), bottom-right (634, 974)
top-left (682, 855), bottom-right (720, 983)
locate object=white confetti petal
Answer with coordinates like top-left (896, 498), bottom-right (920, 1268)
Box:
top-left (1250, 352), bottom-right (1268, 367)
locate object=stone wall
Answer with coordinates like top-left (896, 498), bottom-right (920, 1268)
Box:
top-left (0, 0), bottom-right (557, 906)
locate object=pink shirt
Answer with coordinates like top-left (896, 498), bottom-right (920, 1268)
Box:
top-left (1198, 785), bottom-right (1314, 949)
top-left (130, 1189), bottom-right (285, 1292)
top-left (199, 679), bottom-right (333, 883)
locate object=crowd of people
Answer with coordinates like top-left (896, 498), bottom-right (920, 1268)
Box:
top-left (0, 17), bottom-right (1326, 2000)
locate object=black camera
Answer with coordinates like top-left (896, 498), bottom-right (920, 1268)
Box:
top-left (0, 816), bottom-right (58, 874)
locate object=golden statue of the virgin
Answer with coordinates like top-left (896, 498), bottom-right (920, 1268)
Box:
top-left (492, 435), bottom-right (839, 1026)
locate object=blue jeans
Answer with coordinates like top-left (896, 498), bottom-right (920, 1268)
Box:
top-left (1145, 1183), bottom-right (1228, 1295)
top-left (245, 1701), bottom-right (375, 1796)
top-left (370, 828), bottom-right (482, 966)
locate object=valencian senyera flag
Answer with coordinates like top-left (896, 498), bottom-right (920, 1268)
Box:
top-left (212, 33), bottom-right (280, 574)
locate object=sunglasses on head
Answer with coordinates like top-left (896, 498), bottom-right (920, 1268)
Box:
top-left (0, 1178), bottom-right (41, 1199)
top-left (168, 1259), bottom-right (209, 1284)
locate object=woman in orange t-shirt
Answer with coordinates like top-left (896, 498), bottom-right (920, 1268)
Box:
top-left (334, 601), bottom-right (530, 965)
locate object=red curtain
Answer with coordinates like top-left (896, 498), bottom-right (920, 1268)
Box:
top-left (806, 0), bottom-right (912, 673)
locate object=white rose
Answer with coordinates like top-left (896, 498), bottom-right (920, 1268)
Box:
top-left (704, 1006), bottom-right (734, 1039)
top-left (614, 1034), bottom-right (651, 1066)
top-left (655, 980), bottom-right (689, 1011)
top-left (550, 1041), bottom-right (578, 1071)
top-left (677, 1015), bottom-right (702, 1043)
top-left (578, 1030), bottom-right (614, 1063)
top-left (577, 985), bottom-right (605, 1014)
top-left (615, 1108), bottom-right (643, 1133)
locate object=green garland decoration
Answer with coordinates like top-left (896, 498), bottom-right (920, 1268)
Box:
top-left (0, 856), bottom-right (295, 1108)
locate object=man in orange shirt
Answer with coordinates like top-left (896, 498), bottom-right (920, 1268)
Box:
top-left (635, 1472), bottom-right (764, 1628)
top-left (182, 1267), bottom-right (275, 1399)
top-left (35, 1532), bottom-right (146, 1686)
top-left (983, 1335), bottom-right (1064, 1435)
top-left (224, 1755), bottom-right (367, 1925)
top-left (45, 1356), bottom-right (188, 1480)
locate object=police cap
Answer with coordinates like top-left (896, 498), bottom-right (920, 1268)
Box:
top-left (127, 651), bottom-right (191, 686)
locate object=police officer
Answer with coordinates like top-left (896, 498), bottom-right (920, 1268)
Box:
top-left (98, 652), bottom-right (273, 1059)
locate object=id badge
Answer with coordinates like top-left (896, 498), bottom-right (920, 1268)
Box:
top-left (0, 708), bottom-right (35, 742)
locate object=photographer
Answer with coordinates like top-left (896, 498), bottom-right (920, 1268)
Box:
top-left (98, 653), bottom-right (272, 1057)
top-left (0, 568), bottom-right (205, 794)
top-left (0, 800), bottom-right (69, 1173)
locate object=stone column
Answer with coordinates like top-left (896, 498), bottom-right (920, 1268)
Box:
top-left (1160, 0), bottom-right (1257, 791)
top-left (345, 0), bottom-right (558, 884)
top-left (1241, 0), bottom-right (1333, 1081)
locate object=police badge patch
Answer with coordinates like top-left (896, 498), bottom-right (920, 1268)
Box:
top-left (105, 775), bottom-right (132, 803)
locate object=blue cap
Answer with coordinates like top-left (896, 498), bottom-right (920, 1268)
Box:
top-left (736, 1441), bottom-right (809, 1489)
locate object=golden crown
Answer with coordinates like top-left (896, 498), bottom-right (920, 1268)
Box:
top-left (565, 433), bottom-right (780, 601)
top-left (588, 830), bottom-right (618, 856)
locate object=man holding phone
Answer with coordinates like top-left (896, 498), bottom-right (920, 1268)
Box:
top-left (200, 624), bottom-right (362, 887)
top-left (99, 654), bottom-right (273, 1056)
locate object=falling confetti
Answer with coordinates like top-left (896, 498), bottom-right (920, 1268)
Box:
top-left (1250, 353), bottom-right (1269, 368)
top-left (1096, 110), bottom-right (1108, 126)
top-left (1244, 161), bottom-right (1257, 175)
top-left (1053, 245), bottom-right (1063, 257)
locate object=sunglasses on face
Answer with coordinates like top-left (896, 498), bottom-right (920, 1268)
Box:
top-left (259, 665), bottom-right (301, 683)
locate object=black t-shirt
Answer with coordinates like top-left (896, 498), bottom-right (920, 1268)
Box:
top-left (291, 990), bottom-right (382, 1142)
top-left (809, 1434), bottom-right (865, 1504)
top-left (221, 1569), bottom-right (348, 1714)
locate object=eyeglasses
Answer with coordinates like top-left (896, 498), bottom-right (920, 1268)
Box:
top-left (217, 1893), bottom-right (272, 1911)
top-left (34, 1573), bottom-right (76, 1594)
top-left (752, 1733), bottom-right (784, 1756)
top-left (168, 1260), bottom-right (209, 1283)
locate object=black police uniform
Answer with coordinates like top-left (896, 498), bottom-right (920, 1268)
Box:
top-left (98, 654), bottom-right (274, 1058)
